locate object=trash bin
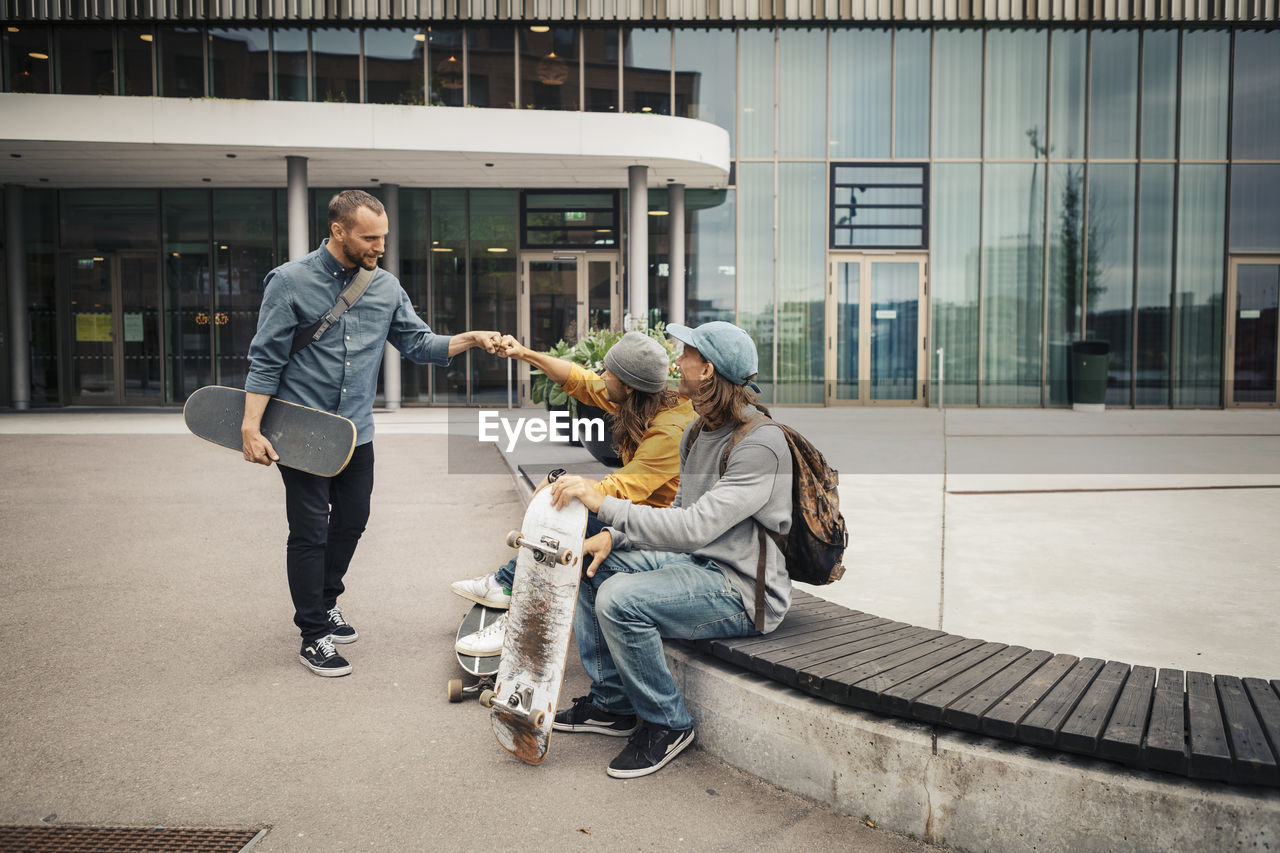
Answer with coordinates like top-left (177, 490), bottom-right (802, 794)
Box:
top-left (1071, 340), bottom-right (1109, 411)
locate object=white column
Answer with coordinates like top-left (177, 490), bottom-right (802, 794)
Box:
top-left (380, 183), bottom-right (401, 411)
top-left (286, 156), bottom-right (309, 261)
top-left (628, 165), bottom-right (648, 329)
top-left (669, 183), bottom-right (686, 327)
top-left (5, 185), bottom-right (29, 410)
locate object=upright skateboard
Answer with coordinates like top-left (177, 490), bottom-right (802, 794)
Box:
top-left (480, 488), bottom-right (588, 765)
top-left (183, 385), bottom-right (357, 477)
top-left (448, 603), bottom-right (503, 703)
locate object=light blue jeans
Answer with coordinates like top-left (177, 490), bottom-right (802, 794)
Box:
top-left (575, 547), bottom-right (760, 730)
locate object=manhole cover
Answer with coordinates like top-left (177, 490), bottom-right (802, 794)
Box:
top-left (0, 825), bottom-right (268, 852)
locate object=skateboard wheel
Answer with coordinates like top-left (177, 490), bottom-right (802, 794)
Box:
top-left (448, 678), bottom-right (463, 703)
top-left (531, 710), bottom-right (546, 727)
top-left (479, 688), bottom-right (495, 708)
top-left (506, 530), bottom-right (521, 549)
top-left (555, 547), bottom-right (574, 565)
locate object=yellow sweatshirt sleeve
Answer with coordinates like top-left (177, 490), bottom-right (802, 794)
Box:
top-left (561, 364), bottom-right (617, 413)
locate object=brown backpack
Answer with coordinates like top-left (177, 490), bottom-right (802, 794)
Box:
top-left (690, 412), bottom-right (848, 630)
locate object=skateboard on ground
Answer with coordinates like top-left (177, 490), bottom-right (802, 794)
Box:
top-left (479, 487), bottom-right (588, 765)
top-left (448, 603), bottom-right (503, 703)
top-left (183, 385), bottom-right (357, 478)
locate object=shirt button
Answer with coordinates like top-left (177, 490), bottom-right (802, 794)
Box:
top-left (346, 361), bottom-right (351, 366)
top-left (346, 335), bottom-right (351, 340)
top-left (342, 388), bottom-right (347, 393)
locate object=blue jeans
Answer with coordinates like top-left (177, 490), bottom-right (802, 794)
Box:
top-left (575, 548), bottom-right (760, 730)
top-left (494, 512), bottom-right (606, 590)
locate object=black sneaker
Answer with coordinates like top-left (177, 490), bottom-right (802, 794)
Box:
top-left (299, 636), bottom-right (352, 677)
top-left (326, 607), bottom-right (358, 644)
top-left (552, 695), bottom-right (639, 737)
top-left (607, 724), bottom-right (695, 779)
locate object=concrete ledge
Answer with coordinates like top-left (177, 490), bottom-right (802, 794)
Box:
top-left (666, 645), bottom-right (1280, 853)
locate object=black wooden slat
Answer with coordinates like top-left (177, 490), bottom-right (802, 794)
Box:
top-left (766, 618), bottom-right (900, 684)
top-left (1019, 658), bottom-right (1106, 747)
top-left (913, 645), bottom-right (1032, 725)
top-left (1098, 664), bottom-right (1156, 766)
top-left (830, 635), bottom-right (973, 707)
top-left (801, 629), bottom-right (943, 702)
top-left (875, 637), bottom-right (1003, 712)
top-left (1143, 668), bottom-right (1189, 775)
top-left (1059, 660), bottom-right (1130, 754)
top-left (1186, 671), bottom-right (1233, 782)
top-left (785, 624), bottom-right (926, 688)
top-left (718, 611), bottom-right (881, 671)
top-left (702, 604), bottom-right (858, 662)
top-left (981, 653), bottom-right (1079, 740)
top-left (1217, 675), bottom-right (1279, 785)
top-left (1244, 678), bottom-right (1280, 776)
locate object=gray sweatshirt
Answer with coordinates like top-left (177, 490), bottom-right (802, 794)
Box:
top-left (596, 407), bottom-right (793, 633)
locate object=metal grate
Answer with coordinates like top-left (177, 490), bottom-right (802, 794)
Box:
top-left (0, 825), bottom-right (268, 852)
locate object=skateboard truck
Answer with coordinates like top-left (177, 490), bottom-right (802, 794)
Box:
top-left (479, 684), bottom-right (546, 728)
top-left (506, 530), bottom-right (574, 567)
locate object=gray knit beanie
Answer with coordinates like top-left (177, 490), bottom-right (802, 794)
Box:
top-left (602, 331), bottom-right (670, 394)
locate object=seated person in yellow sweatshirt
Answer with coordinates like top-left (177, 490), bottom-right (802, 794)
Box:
top-left (450, 331), bottom-right (696, 656)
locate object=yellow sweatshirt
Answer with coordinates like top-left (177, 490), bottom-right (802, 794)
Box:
top-left (561, 363), bottom-right (696, 508)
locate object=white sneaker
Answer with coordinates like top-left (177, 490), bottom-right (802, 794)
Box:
top-left (455, 612), bottom-right (508, 657)
top-left (450, 573), bottom-right (512, 610)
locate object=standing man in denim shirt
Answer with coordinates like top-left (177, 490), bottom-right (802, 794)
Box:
top-left (242, 189), bottom-right (500, 678)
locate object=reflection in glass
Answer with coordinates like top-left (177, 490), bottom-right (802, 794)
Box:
top-left (622, 28), bottom-right (670, 115)
top-left (933, 29), bottom-right (981, 159)
top-left (314, 28), bottom-right (359, 102)
top-left (1230, 166), bottom-right (1280, 253)
top-left (162, 189), bottom-right (212, 400)
top-left (118, 26), bottom-right (155, 96)
top-left (529, 262), bottom-right (579, 351)
top-left (468, 27), bottom-right (515, 108)
top-left (120, 256), bottom-right (163, 400)
top-left (1049, 29), bottom-right (1085, 159)
top-left (686, 189), bottom-right (736, 326)
top-left (835, 263), bottom-right (859, 400)
top-left (160, 26), bottom-right (204, 98)
top-left (985, 30), bottom-right (1046, 160)
top-left (470, 190), bottom-right (517, 403)
top-left (779, 29), bottom-right (825, 159)
top-left (894, 30), bottom-right (930, 159)
top-left (520, 26), bottom-right (579, 110)
top-left (1180, 30), bottom-right (1229, 161)
top-left (366, 28), bottom-right (425, 105)
top-left (648, 189), bottom-right (671, 322)
top-left (830, 29), bottom-right (889, 159)
top-left (588, 260), bottom-right (615, 331)
top-left (69, 256), bottom-right (114, 400)
top-left (1141, 30), bottom-right (1178, 160)
top-left (737, 163), bottom-right (774, 398)
top-left (1047, 164), bottom-right (1085, 405)
top-left (674, 29), bottom-right (735, 154)
top-left (213, 189), bottom-right (275, 389)
top-left (431, 189), bottom-right (466, 403)
top-left (209, 28), bottom-right (269, 100)
top-left (1174, 165), bottom-right (1225, 406)
top-left (427, 27), bottom-right (464, 106)
top-left (274, 28), bottom-right (308, 101)
top-left (1232, 264), bottom-right (1279, 405)
top-left (397, 188), bottom-right (431, 403)
top-left (583, 27), bottom-right (619, 112)
top-left (1087, 164), bottom-right (1136, 407)
top-left (1136, 165), bottom-right (1174, 405)
top-left (24, 190), bottom-right (58, 405)
top-left (870, 262), bottom-right (919, 400)
top-left (931, 164), bottom-right (980, 405)
top-left (6, 25), bottom-right (51, 93)
top-left (1232, 31), bottom-right (1280, 160)
top-left (1089, 30), bottom-right (1137, 159)
top-left (777, 163), bottom-right (824, 404)
top-left (57, 26), bottom-right (114, 95)
top-left (739, 29), bottom-right (774, 159)
top-left (61, 190), bottom-right (159, 250)
top-left (982, 164), bottom-right (1044, 405)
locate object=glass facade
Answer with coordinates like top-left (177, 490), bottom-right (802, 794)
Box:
top-left (3, 22), bottom-right (1278, 409)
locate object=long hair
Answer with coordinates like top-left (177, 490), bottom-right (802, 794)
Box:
top-left (690, 371), bottom-right (770, 431)
top-left (612, 387), bottom-right (681, 460)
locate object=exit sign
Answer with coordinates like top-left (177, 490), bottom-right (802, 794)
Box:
top-left (564, 211), bottom-right (586, 222)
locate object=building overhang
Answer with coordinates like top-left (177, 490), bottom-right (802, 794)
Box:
top-left (0, 94), bottom-right (731, 190)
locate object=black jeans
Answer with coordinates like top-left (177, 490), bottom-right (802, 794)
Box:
top-left (278, 442), bottom-right (375, 644)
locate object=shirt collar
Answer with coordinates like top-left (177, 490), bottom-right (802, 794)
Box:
top-left (317, 238), bottom-right (353, 280)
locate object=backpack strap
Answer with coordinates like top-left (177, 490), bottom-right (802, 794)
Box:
top-left (290, 265), bottom-right (376, 356)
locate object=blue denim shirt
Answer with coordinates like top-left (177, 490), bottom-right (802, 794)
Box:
top-left (244, 240), bottom-right (452, 445)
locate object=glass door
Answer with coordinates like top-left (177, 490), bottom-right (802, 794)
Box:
top-left (1226, 257), bottom-right (1280, 407)
top-left (826, 255), bottom-right (929, 405)
top-left (65, 251), bottom-right (163, 405)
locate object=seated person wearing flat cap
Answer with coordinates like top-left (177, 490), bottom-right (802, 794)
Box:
top-left (449, 331), bottom-right (695, 657)
top-left (547, 321), bottom-right (793, 779)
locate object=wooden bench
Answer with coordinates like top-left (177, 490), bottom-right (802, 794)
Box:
top-left (693, 590), bottom-right (1280, 789)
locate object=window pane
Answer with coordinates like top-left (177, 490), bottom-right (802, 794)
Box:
top-left (57, 26), bottom-right (114, 95)
top-left (61, 189), bottom-right (158, 250)
top-left (1087, 164), bottom-right (1136, 406)
top-left (737, 163), bottom-right (775, 398)
top-left (1046, 164), bottom-right (1085, 405)
top-left (118, 26), bottom-right (154, 96)
top-left (622, 28), bottom-right (669, 115)
top-left (1049, 29), bottom-right (1085, 159)
top-left (1136, 164), bottom-right (1173, 405)
top-left (1230, 165), bottom-right (1280, 253)
top-left (894, 29), bottom-right (930, 159)
top-left (162, 189), bottom-right (211, 400)
top-left (931, 164), bottom-right (980, 405)
top-left (209, 28), bottom-right (269, 100)
top-left (1232, 30), bottom-right (1280, 160)
top-left (1140, 30), bottom-right (1177, 160)
top-left (739, 28), bottom-right (774, 159)
top-left (583, 27), bottom-right (618, 113)
top-left (160, 26), bottom-right (204, 98)
top-left (674, 29), bottom-right (735, 156)
top-left (427, 27), bottom-right (464, 107)
top-left (398, 189), bottom-right (430, 403)
top-left (6, 24), bottom-right (51, 93)
top-left (778, 163), bottom-right (824, 403)
top-left (1174, 165), bottom-right (1225, 406)
top-left (981, 164), bottom-right (1044, 405)
top-left (274, 28), bottom-right (308, 102)
top-left (830, 29), bottom-right (889, 159)
top-left (430, 189), bottom-right (466, 403)
top-left (778, 29), bottom-right (825, 159)
top-left (365, 28), bottom-right (424, 105)
top-left (468, 27), bottom-right (515, 108)
top-left (985, 29), bottom-right (1046, 160)
top-left (520, 26), bottom-right (579, 111)
top-left (648, 189), bottom-right (672, 322)
top-left (212, 189), bottom-right (275, 389)
top-left (1089, 30), bottom-right (1137, 159)
top-left (686, 188), bottom-right (736, 325)
top-left (470, 190), bottom-right (518, 404)
top-left (314, 27), bottom-right (359, 102)
top-left (1180, 30), bottom-right (1229, 161)
top-left (932, 29), bottom-right (981, 159)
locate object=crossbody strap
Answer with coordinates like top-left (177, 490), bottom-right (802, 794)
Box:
top-left (290, 266), bottom-right (376, 356)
